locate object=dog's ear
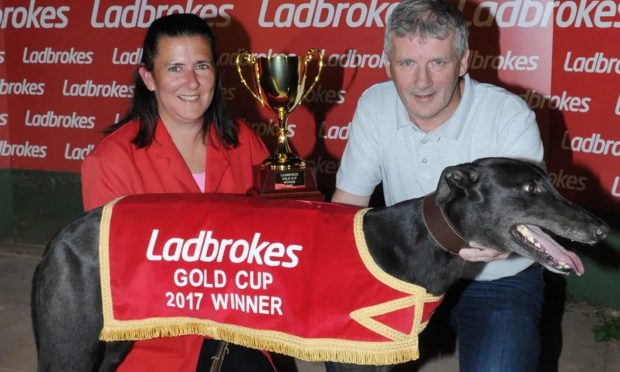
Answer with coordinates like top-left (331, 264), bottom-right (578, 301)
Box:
top-left (436, 164), bottom-right (482, 205)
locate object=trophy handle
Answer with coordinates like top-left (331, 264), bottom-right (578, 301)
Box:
top-left (299, 48), bottom-right (324, 103)
top-left (235, 50), bottom-right (265, 106)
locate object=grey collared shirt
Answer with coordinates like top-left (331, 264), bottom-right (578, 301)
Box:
top-left (336, 74), bottom-right (544, 280)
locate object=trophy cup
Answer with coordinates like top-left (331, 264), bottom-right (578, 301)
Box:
top-left (236, 49), bottom-right (324, 200)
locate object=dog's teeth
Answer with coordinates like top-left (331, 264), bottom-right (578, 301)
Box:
top-left (557, 261), bottom-right (570, 269)
top-left (517, 225), bottom-right (533, 241)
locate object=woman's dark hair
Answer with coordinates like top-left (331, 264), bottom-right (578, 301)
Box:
top-left (107, 13), bottom-right (237, 148)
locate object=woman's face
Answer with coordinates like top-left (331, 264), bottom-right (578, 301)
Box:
top-left (139, 35), bottom-right (216, 129)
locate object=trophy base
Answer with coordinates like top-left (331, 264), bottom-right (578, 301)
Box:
top-left (249, 165), bottom-right (324, 201)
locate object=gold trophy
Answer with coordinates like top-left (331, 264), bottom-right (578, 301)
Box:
top-left (236, 49), bottom-right (324, 200)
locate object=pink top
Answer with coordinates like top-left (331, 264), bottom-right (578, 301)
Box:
top-left (192, 172), bottom-right (205, 192)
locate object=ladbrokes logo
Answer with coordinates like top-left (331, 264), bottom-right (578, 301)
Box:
top-left (0, 1), bottom-right (69, 29)
top-left (250, 119), bottom-right (296, 138)
top-left (146, 229), bottom-right (302, 269)
top-left (562, 131), bottom-right (620, 156)
top-left (112, 47), bottom-right (142, 65)
top-left (0, 78), bottom-right (45, 95)
top-left (0, 140), bottom-right (47, 158)
top-left (91, 0), bottom-right (233, 28)
top-left (319, 122), bottom-right (350, 140)
top-left (564, 52), bottom-right (620, 75)
top-left (307, 156), bottom-right (339, 175)
top-left (23, 47), bottom-right (94, 65)
top-left (548, 169), bottom-right (587, 192)
top-left (521, 90), bottom-right (590, 113)
top-left (612, 176), bottom-right (620, 197)
top-left (62, 79), bottom-right (133, 98)
top-left (65, 143), bottom-right (95, 160)
top-left (469, 50), bottom-right (539, 71)
top-left (459, 0), bottom-right (620, 28)
top-left (258, 0), bottom-right (399, 28)
top-left (305, 86), bottom-right (346, 104)
top-left (25, 110), bottom-right (95, 130)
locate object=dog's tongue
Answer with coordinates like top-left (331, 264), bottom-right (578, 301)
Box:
top-left (527, 225), bottom-right (584, 275)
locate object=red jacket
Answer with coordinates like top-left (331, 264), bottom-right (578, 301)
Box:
top-left (81, 118), bottom-right (269, 371)
top-left (82, 119), bottom-right (268, 210)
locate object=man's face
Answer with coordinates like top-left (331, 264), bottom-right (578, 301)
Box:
top-left (385, 32), bottom-right (469, 132)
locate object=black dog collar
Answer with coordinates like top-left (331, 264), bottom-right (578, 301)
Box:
top-left (422, 193), bottom-right (468, 255)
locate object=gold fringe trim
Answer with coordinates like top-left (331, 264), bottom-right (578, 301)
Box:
top-left (100, 321), bottom-right (419, 365)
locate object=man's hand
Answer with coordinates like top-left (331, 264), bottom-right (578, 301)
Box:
top-left (459, 241), bottom-right (510, 262)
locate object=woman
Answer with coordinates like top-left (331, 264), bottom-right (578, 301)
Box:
top-left (81, 13), bottom-right (274, 372)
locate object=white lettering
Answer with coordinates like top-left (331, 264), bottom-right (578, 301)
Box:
top-left (548, 169), bottom-right (588, 191)
top-left (173, 268), bottom-right (226, 288)
top-left (258, 0), bottom-right (399, 28)
top-left (0, 78), bottom-right (45, 95)
top-left (250, 119), bottom-right (297, 138)
top-left (467, 0), bottom-right (620, 28)
top-left (468, 50), bottom-right (539, 71)
top-left (561, 131), bottom-right (620, 156)
top-left (146, 229), bottom-right (302, 268)
top-left (62, 80), bottom-right (134, 98)
top-left (25, 110), bottom-right (96, 129)
top-left (612, 176), bottom-right (620, 197)
top-left (112, 47), bottom-right (142, 65)
top-left (520, 90), bottom-right (590, 113)
top-left (0, 0), bottom-right (69, 29)
top-left (211, 293), bottom-right (283, 315)
top-left (90, 0), bottom-right (233, 28)
top-left (564, 51), bottom-right (620, 75)
top-left (0, 140), bottom-right (47, 158)
top-left (63, 143), bottom-right (95, 160)
top-left (22, 47), bottom-right (93, 64)
top-left (319, 122), bottom-right (351, 140)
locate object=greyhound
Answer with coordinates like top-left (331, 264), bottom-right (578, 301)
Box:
top-left (31, 157), bottom-right (609, 372)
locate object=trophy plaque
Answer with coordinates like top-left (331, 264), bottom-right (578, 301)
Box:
top-left (236, 49), bottom-right (324, 200)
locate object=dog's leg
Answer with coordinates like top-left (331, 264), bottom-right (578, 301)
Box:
top-left (98, 341), bottom-right (133, 372)
top-left (32, 210), bottom-right (106, 371)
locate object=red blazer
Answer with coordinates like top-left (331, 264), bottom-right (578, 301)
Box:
top-left (82, 118), bottom-right (268, 210)
top-left (81, 118), bottom-right (269, 371)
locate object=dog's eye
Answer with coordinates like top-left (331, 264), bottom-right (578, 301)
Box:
top-left (523, 181), bottom-right (539, 194)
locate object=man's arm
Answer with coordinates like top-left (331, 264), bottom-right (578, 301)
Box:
top-left (331, 188), bottom-right (371, 207)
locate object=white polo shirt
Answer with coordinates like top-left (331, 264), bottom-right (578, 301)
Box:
top-left (336, 74), bottom-right (544, 281)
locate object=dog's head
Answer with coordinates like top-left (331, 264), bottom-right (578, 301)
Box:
top-left (435, 157), bottom-right (609, 275)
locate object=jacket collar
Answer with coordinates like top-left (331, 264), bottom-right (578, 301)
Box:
top-left (150, 119), bottom-right (230, 193)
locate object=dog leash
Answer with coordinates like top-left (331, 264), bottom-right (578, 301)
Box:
top-left (209, 341), bottom-right (229, 372)
top-left (421, 194), bottom-right (468, 255)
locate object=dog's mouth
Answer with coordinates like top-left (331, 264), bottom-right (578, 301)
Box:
top-left (511, 224), bottom-right (584, 276)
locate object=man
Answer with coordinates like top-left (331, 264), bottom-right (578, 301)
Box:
top-left (332, 0), bottom-right (544, 371)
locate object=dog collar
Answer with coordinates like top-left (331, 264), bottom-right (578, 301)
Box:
top-left (421, 193), bottom-right (468, 255)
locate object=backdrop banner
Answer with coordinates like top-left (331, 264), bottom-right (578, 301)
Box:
top-left (1, 0), bottom-right (618, 212)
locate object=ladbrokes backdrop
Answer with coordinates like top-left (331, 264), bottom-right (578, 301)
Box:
top-left (1, 0), bottom-right (619, 213)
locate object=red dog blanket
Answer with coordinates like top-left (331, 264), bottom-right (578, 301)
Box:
top-left (99, 193), bottom-right (443, 365)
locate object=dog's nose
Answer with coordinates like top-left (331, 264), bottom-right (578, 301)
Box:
top-left (594, 223), bottom-right (610, 240)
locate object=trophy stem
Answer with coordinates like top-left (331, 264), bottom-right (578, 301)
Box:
top-left (262, 109), bottom-right (305, 171)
